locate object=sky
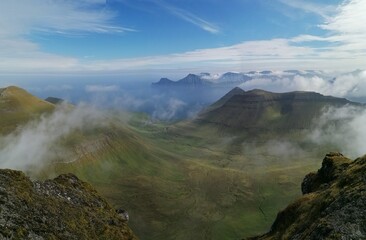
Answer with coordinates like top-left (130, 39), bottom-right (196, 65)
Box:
top-left (0, 0), bottom-right (364, 76)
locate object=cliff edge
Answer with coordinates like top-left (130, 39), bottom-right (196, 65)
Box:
top-left (0, 169), bottom-right (137, 240)
top-left (247, 152), bottom-right (366, 239)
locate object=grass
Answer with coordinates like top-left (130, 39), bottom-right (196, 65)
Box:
top-left (38, 114), bottom-right (322, 240)
top-left (0, 90), bottom-right (323, 240)
top-left (0, 86), bottom-right (54, 134)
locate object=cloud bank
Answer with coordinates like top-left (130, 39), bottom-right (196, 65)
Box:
top-left (0, 104), bottom-right (105, 172)
top-left (240, 70), bottom-right (366, 99)
top-left (308, 105), bottom-right (366, 158)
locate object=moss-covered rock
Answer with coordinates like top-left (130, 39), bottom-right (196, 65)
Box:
top-left (246, 152), bottom-right (366, 240)
top-left (0, 169), bottom-right (137, 240)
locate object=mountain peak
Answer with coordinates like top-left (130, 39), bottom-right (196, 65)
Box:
top-left (0, 85), bottom-right (55, 134)
top-left (204, 87), bottom-right (246, 111)
top-left (179, 73), bottom-right (204, 83)
top-left (0, 85), bottom-right (54, 110)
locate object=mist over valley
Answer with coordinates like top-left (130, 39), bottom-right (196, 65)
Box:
top-left (1, 0), bottom-right (366, 239)
top-left (1, 72), bottom-right (366, 239)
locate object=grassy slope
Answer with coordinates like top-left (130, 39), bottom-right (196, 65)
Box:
top-left (43, 113), bottom-right (321, 240)
top-left (0, 86), bottom-right (54, 134)
top-left (248, 153), bottom-right (366, 239)
top-left (0, 87), bottom-right (323, 239)
top-left (197, 90), bottom-right (358, 134)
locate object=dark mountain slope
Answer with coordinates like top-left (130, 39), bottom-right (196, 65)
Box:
top-left (247, 152), bottom-right (366, 239)
top-left (0, 169), bottom-right (137, 240)
top-left (197, 89), bottom-right (362, 133)
top-left (210, 86), bottom-right (245, 108)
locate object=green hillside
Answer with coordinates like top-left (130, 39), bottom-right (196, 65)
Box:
top-left (0, 86), bottom-right (354, 239)
top-left (42, 114), bottom-right (320, 240)
top-left (0, 86), bottom-right (54, 134)
top-left (196, 89), bottom-right (362, 134)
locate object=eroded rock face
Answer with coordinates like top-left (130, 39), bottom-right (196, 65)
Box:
top-left (247, 153), bottom-right (366, 240)
top-left (0, 169), bottom-right (137, 240)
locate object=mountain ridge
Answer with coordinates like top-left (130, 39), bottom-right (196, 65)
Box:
top-left (196, 88), bottom-right (363, 133)
top-left (151, 70), bottom-right (336, 88)
top-left (152, 73), bottom-right (212, 87)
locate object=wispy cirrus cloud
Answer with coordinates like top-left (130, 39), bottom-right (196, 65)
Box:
top-left (278, 0), bottom-right (337, 19)
top-left (290, 0), bottom-right (366, 59)
top-left (0, 0), bottom-right (135, 72)
top-left (0, 0), bottom-right (135, 36)
top-left (153, 0), bottom-right (220, 34)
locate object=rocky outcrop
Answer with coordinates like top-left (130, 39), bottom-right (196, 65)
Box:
top-left (0, 169), bottom-right (137, 240)
top-left (247, 152), bottom-right (366, 240)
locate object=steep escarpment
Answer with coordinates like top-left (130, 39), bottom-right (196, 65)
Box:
top-left (247, 152), bottom-right (366, 240)
top-left (0, 169), bottom-right (137, 240)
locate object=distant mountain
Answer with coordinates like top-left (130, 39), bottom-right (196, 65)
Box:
top-left (0, 86), bottom-right (54, 133)
top-left (152, 73), bottom-right (212, 87)
top-left (197, 88), bottom-right (363, 133)
top-left (151, 70), bottom-right (332, 88)
top-left (152, 72), bottom-right (254, 88)
top-left (216, 72), bottom-right (252, 86)
top-left (0, 169), bottom-right (136, 239)
top-left (247, 152), bottom-right (366, 239)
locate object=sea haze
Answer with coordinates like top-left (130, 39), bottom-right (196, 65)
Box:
top-left (2, 69), bottom-right (366, 121)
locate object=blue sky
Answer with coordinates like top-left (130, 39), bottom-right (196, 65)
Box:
top-left (0, 0), bottom-right (365, 75)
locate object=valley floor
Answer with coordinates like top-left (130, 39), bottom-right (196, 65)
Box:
top-left (46, 113), bottom-right (324, 240)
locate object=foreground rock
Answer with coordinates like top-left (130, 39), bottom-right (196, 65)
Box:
top-left (247, 152), bottom-right (366, 239)
top-left (0, 169), bottom-right (137, 240)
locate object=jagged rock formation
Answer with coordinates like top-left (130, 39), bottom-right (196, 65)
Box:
top-left (0, 169), bottom-right (137, 240)
top-left (247, 152), bottom-right (366, 240)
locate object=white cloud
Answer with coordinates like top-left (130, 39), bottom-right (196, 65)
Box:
top-left (0, 0), bottom-right (133, 36)
top-left (239, 70), bottom-right (366, 98)
top-left (308, 106), bottom-right (366, 158)
top-left (320, 0), bottom-right (365, 35)
top-left (152, 97), bottom-right (187, 120)
top-left (77, 38), bottom-right (317, 71)
top-left (0, 0), bottom-right (134, 73)
top-left (319, 0), bottom-right (366, 55)
top-left (0, 104), bottom-right (105, 172)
